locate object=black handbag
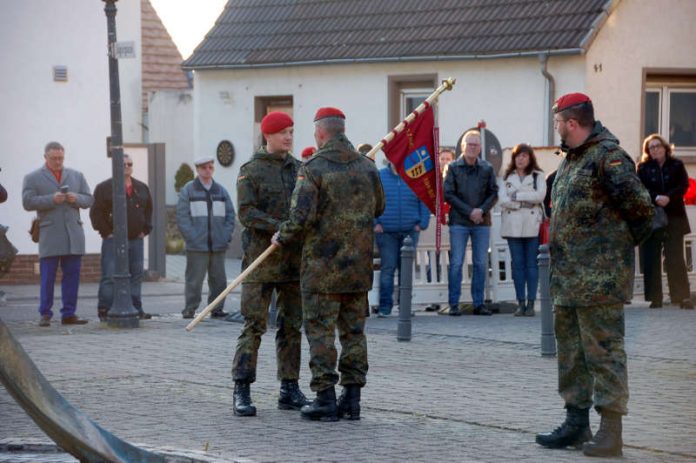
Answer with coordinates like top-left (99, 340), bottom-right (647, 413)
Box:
top-left (0, 225), bottom-right (18, 276)
top-left (652, 206), bottom-right (668, 231)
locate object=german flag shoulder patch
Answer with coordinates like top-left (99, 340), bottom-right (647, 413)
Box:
top-left (608, 159), bottom-right (623, 167)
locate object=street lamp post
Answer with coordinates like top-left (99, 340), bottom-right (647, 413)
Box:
top-left (103, 0), bottom-right (139, 328)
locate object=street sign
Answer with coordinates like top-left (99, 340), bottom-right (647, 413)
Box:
top-left (112, 41), bottom-right (136, 59)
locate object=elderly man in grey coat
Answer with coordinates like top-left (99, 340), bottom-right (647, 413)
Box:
top-left (22, 141), bottom-right (93, 327)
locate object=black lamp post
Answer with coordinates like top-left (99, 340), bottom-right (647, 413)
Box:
top-left (103, 0), bottom-right (139, 328)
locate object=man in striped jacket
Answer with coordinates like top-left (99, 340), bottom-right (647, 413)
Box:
top-left (176, 156), bottom-right (236, 319)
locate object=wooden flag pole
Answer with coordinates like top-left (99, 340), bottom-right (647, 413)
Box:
top-left (185, 244), bottom-right (277, 332)
top-left (365, 77), bottom-right (456, 160)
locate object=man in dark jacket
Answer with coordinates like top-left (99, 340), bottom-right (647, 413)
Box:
top-left (374, 161), bottom-right (430, 317)
top-left (231, 112), bottom-right (309, 417)
top-left (535, 93), bottom-right (653, 457)
top-left (273, 107), bottom-right (385, 421)
top-left (90, 154), bottom-right (153, 321)
top-left (176, 157), bottom-right (236, 319)
top-left (443, 130), bottom-right (498, 316)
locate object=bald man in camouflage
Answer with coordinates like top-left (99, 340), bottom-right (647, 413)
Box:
top-left (535, 93), bottom-right (653, 457)
top-left (273, 107), bottom-right (385, 422)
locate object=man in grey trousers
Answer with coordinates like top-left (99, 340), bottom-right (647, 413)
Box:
top-left (176, 156), bottom-right (236, 319)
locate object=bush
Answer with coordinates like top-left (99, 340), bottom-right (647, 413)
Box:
top-left (174, 163), bottom-right (194, 193)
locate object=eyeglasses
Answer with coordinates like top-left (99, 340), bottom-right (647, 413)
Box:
top-left (553, 118), bottom-right (566, 128)
top-left (124, 162), bottom-right (133, 167)
top-left (648, 144), bottom-right (664, 151)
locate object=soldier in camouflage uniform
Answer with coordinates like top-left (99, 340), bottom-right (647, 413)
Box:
top-left (273, 107), bottom-right (385, 421)
top-left (535, 93), bottom-right (653, 457)
top-left (231, 112), bottom-right (310, 417)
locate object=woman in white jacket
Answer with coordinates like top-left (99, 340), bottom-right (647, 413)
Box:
top-left (499, 144), bottom-right (546, 316)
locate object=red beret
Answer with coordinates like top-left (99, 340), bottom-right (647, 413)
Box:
top-left (261, 111), bottom-right (293, 134)
top-left (314, 107), bottom-right (345, 122)
top-left (301, 146), bottom-right (316, 159)
top-left (553, 92), bottom-right (592, 113)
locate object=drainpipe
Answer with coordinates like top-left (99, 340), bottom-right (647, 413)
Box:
top-left (539, 53), bottom-right (555, 146)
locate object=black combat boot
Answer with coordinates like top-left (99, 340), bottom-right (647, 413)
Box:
top-left (233, 381), bottom-right (256, 417)
top-left (582, 411), bottom-right (623, 457)
top-left (300, 387), bottom-right (338, 422)
top-left (278, 380), bottom-right (310, 410)
top-left (536, 406), bottom-right (592, 449)
top-left (525, 299), bottom-right (536, 317)
top-left (337, 384), bottom-right (361, 420)
top-left (514, 300), bottom-right (526, 317)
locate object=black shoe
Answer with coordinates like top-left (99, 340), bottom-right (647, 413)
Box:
top-left (448, 305), bottom-right (462, 316)
top-left (301, 387), bottom-right (338, 421)
top-left (473, 305), bottom-right (492, 316)
top-left (278, 380), bottom-right (310, 410)
top-left (513, 301), bottom-right (525, 317)
top-left (337, 385), bottom-right (361, 420)
top-left (233, 381), bottom-right (256, 417)
top-left (536, 406), bottom-right (592, 449)
top-left (97, 306), bottom-right (109, 322)
top-left (137, 310), bottom-right (152, 320)
top-left (61, 315), bottom-right (88, 325)
top-left (182, 310), bottom-right (195, 319)
top-left (38, 315), bottom-right (51, 327)
top-left (582, 411), bottom-right (623, 457)
top-left (649, 300), bottom-right (663, 309)
top-left (210, 310), bottom-right (229, 319)
top-left (524, 300), bottom-right (536, 317)
top-left (680, 299), bottom-right (694, 310)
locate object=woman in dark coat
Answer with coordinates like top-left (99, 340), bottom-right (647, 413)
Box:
top-left (637, 134), bottom-right (693, 309)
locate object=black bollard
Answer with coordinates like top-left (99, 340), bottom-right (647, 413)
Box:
top-left (537, 244), bottom-right (556, 356)
top-left (397, 236), bottom-right (414, 341)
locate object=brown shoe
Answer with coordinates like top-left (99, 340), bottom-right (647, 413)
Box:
top-left (61, 315), bottom-right (88, 325)
top-left (39, 315), bottom-right (51, 327)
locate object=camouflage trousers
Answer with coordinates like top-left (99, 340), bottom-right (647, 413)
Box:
top-left (555, 304), bottom-right (628, 415)
top-left (302, 291), bottom-right (368, 392)
top-left (232, 281), bottom-right (303, 383)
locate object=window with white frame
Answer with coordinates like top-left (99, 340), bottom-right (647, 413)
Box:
top-left (400, 87), bottom-right (431, 120)
top-left (644, 84), bottom-right (696, 153)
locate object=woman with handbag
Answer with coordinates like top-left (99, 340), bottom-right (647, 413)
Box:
top-left (637, 134), bottom-right (693, 309)
top-left (499, 144), bottom-right (546, 316)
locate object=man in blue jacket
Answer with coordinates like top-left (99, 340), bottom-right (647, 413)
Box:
top-left (176, 157), bottom-right (236, 319)
top-left (374, 161), bottom-right (430, 317)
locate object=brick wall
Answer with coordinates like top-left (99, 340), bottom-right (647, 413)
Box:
top-left (0, 254), bottom-right (102, 284)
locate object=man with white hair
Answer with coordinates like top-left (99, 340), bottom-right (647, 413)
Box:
top-left (176, 156), bottom-right (236, 319)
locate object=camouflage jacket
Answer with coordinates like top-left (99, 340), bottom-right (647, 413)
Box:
top-left (277, 134), bottom-right (385, 293)
top-left (550, 122), bottom-right (653, 307)
top-left (237, 148), bottom-right (302, 282)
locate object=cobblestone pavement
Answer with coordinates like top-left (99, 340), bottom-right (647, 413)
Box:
top-left (0, 279), bottom-right (695, 462)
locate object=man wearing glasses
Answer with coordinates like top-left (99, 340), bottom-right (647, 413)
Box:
top-left (90, 154), bottom-right (153, 321)
top-left (176, 157), bottom-right (236, 319)
top-left (536, 93), bottom-right (653, 457)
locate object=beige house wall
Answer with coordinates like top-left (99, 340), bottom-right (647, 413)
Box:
top-left (585, 0), bottom-right (696, 162)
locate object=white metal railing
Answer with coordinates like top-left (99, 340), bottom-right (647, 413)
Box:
top-left (368, 206), bottom-right (696, 307)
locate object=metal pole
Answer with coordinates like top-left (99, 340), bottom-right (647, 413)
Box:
top-left (537, 244), bottom-right (556, 356)
top-left (397, 236), bottom-right (414, 342)
top-left (104, 0), bottom-right (139, 328)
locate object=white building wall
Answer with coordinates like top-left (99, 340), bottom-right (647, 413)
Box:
top-left (0, 0), bottom-right (143, 255)
top-left (192, 56), bottom-right (585, 206)
top-left (148, 90), bottom-right (194, 205)
top-left (585, 0), bottom-right (696, 159)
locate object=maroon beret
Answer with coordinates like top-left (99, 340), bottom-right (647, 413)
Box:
top-left (314, 107), bottom-right (345, 122)
top-left (553, 92), bottom-right (592, 113)
top-left (301, 146), bottom-right (316, 159)
top-left (261, 111), bottom-right (293, 134)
